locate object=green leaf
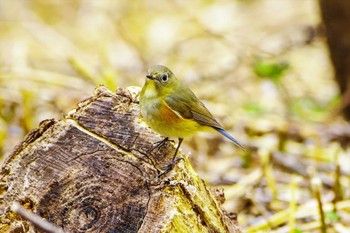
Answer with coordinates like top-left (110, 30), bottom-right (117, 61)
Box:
top-left (243, 101), bottom-right (265, 116)
top-left (291, 97), bottom-right (328, 121)
top-left (325, 211), bottom-right (340, 222)
top-left (253, 60), bottom-right (289, 82)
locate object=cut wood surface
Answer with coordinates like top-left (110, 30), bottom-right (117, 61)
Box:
top-left (0, 86), bottom-right (241, 233)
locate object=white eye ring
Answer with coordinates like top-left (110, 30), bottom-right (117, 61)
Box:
top-left (161, 73), bottom-right (168, 82)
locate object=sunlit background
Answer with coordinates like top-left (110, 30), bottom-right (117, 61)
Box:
top-left (1, 0), bottom-right (348, 231)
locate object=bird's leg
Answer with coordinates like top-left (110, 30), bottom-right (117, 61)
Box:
top-left (158, 138), bottom-right (184, 177)
top-left (171, 138), bottom-right (183, 161)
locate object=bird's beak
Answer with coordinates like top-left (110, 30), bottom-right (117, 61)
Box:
top-left (146, 74), bottom-right (154, 80)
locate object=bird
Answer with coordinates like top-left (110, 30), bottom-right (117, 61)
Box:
top-left (139, 65), bottom-right (245, 165)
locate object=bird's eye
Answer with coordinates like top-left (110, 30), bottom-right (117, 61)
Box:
top-left (161, 74), bottom-right (168, 82)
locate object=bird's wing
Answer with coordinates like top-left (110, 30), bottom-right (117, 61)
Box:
top-left (190, 105), bottom-right (223, 129)
top-left (165, 85), bottom-right (223, 129)
top-left (165, 85), bottom-right (245, 150)
top-left (164, 94), bottom-right (193, 119)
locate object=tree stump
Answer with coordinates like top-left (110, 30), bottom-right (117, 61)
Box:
top-left (0, 86), bottom-right (241, 233)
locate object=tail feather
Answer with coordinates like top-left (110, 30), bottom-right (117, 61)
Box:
top-left (214, 128), bottom-right (246, 151)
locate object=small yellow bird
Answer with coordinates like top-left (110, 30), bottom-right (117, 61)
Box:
top-left (140, 65), bottom-right (245, 163)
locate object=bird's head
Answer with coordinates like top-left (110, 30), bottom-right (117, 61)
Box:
top-left (142, 65), bottom-right (179, 98)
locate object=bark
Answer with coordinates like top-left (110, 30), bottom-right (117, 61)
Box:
top-left (319, 0), bottom-right (350, 120)
top-left (0, 86), bottom-right (241, 233)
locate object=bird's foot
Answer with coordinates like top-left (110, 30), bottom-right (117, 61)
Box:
top-left (150, 137), bottom-right (174, 152)
top-left (158, 157), bottom-right (184, 177)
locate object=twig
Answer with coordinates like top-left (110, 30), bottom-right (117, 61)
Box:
top-left (11, 202), bottom-right (65, 233)
top-left (288, 176), bottom-right (299, 232)
top-left (311, 177), bottom-right (327, 233)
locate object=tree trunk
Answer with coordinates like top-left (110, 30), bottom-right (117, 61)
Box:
top-left (319, 0), bottom-right (350, 120)
top-left (0, 86), bottom-right (241, 233)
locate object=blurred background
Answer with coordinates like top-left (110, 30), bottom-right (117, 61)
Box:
top-left (0, 0), bottom-right (349, 232)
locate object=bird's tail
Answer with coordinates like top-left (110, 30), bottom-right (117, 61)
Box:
top-left (214, 127), bottom-right (246, 151)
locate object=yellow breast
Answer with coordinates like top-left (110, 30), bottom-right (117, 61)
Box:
top-left (140, 99), bottom-right (207, 138)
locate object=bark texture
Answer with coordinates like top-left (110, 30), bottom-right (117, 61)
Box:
top-left (319, 0), bottom-right (350, 120)
top-left (0, 86), bottom-right (241, 233)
